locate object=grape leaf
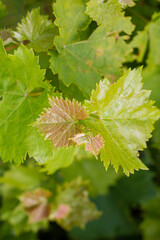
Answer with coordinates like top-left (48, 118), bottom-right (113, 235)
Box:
top-left (20, 188), bottom-right (51, 223)
top-left (52, 178), bottom-right (101, 230)
top-left (72, 133), bottom-right (104, 157)
top-left (86, 0), bottom-right (135, 33)
top-left (84, 68), bottom-right (160, 175)
top-left (13, 8), bottom-right (58, 52)
top-left (0, 29), bottom-right (17, 46)
top-left (34, 97), bottom-right (88, 148)
top-left (0, 41), bottom-right (56, 164)
top-left (50, 26), bottom-right (132, 96)
top-left (53, 0), bottom-right (90, 45)
top-left (51, 204), bottom-right (71, 220)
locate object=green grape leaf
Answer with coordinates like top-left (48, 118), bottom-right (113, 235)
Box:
top-left (53, 0), bottom-right (90, 45)
top-left (86, 0), bottom-right (135, 33)
top-left (84, 68), bottom-right (160, 175)
top-left (34, 97), bottom-right (88, 148)
top-left (72, 133), bottom-right (104, 157)
top-left (13, 8), bottom-right (58, 52)
top-left (50, 26), bottom-right (132, 96)
top-left (0, 41), bottom-right (56, 164)
top-left (51, 178), bottom-right (101, 230)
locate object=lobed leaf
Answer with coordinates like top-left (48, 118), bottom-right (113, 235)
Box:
top-left (13, 8), bottom-right (58, 52)
top-left (52, 178), bottom-right (101, 230)
top-left (50, 26), bottom-right (132, 96)
top-left (34, 97), bottom-right (88, 148)
top-left (0, 41), bottom-right (55, 164)
top-left (84, 68), bottom-right (160, 175)
top-left (53, 0), bottom-right (90, 45)
top-left (86, 0), bottom-right (135, 33)
top-left (20, 188), bottom-right (51, 223)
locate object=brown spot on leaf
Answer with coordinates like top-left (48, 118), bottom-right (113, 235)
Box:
top-left (86, 60), bottom-right (93, 67)
top-left (96, 48), bottom-right (104, 57)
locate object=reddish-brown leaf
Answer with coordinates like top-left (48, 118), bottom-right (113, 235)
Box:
top-left (72, 133), bottom-right (104, 157)
top-left (34, 97), bottom-right (88, 148)
top-left (20, 188), bottom-right (51, 223)
top-left (54, 204), bottom-right (71, 220)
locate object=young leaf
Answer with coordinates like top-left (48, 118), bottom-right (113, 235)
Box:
top-left (13, 8), bottom-right (58, 52)
top-left (0, 28), bottom-right (17, 46)
top-left (72, 133), bottom-right (104, 157)
top-left (51, 178), bottom-right (101, 230)
top-left (84, 68), bottom-right (160, 175)
top-left (50, 26), bottom-right (132, 96)
top-left (34, 97), bottom-right (88, 148)
top-left (20, 188), bottom-right (51, 223)
top-left (50, 204), bottom-right (71, 220)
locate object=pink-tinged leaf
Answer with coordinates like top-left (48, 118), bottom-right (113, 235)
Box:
top-left (54, 204), bottom-right (71, 220)
top-left (34, 97), bottom-right (88, 148)
top-left (72, 133), bottom-right (104, 157)
top-left (20, 188), bottom-right (51, 223)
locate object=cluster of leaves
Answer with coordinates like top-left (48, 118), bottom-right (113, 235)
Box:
top-left (0, 0), bottom-right (160, 239)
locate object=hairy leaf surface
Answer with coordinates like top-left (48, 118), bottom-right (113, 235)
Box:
top-left (35, 97), bottom-right (88, 148)
top-left (72, 133), bottom-right (104, 157)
